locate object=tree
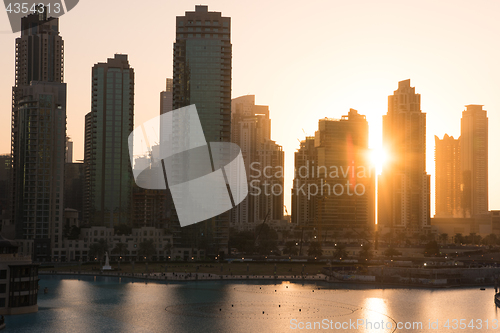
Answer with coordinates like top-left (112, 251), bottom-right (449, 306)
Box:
top-left (229, 230), bottom-right (256, 254)
top-left (358, 243), bottom-right (373, 261)
top-left (307, 241), bottom-right (323, 257)
top-left (424, 241), bottom-right (440, 257)
top-left (138, 239), bottom-right (156, 261)
top-left (439, 233), bottom-right (448, 244)
top-left (482, 233), bottom-right (498, 246)
top-left (112, 242), bottom-right (128, 259)
top-left (255, 223), bottom-right (279, 255)
top-left (383, 247), bottom-right (401, 258)
top-left (89, 239), bottom-right (108, 265)
top-left (333, 244), bottom-right (348, 260)
top-left (283, 241), bottom-right (298, 256)
top-left (454, 233), bottom-right (464, 244)
top-left (464, 233), bottom-right (481, 245)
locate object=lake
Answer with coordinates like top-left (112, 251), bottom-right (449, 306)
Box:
top-left (4, 275), bottom-right (499, 332)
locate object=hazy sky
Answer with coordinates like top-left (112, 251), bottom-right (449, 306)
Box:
top-left (1, 0), bottom-right (499, 216)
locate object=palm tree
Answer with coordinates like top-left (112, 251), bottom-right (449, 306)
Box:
top-left (358, 243), bottom-right (373, 261)
top-left (454, 233), bottom-right (464, 244)
top-left (307, 241), bottom-right (323, 257)
top-left (139, 239), bottom-right (156, 261)
top-left (284, 241), bottom-right (298, 256)
top-left (333, 244), bottom-right (348, 260)
top-left (113, 242), bottom-right (128, 260)
top-left (89, 239), bottom-right (108, 266)
top-left (439, 233), bottom-right (448, 245)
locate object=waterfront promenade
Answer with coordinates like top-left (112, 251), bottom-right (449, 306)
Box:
top-left (38, 270), bottom-right (329, 282)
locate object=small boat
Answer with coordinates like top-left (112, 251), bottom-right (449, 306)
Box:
top-left (480, 288), bottom-right (485, 290)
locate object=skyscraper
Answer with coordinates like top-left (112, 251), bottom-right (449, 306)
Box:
top-left (173, 5), bottom-right (231, 255)
top-left (378, 80), bottom-right (430, 233)
top-left (65, 136), bottom-right (73, 163)
top-left (10, 12), bottom-right (65, 261)
top-left (173, 5), bottom-right (231, 143)
top-left (460, 105), bottom-right (488, 217)
top-left (160, 78), bottom-right (173, 115)
top-left (435, 134), bottom-right (462, 217)
top-left (292, 109), bottom-right (375, 237)
top-left (231, 95), bottom-right (284, 230)
top-left (291, 137), bottom-right (316, 226)
top-left (84, 54), bottom-right (134, 228)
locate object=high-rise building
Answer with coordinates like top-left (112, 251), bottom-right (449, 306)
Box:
top-left (173, 5), bottom-right (231, 255)
top-left (84, 54), bottom-right (134, 228)
top-left (0, 155), bottom-right (11, 215)
top-left (12, 82), bottom-right (67, 257)
top-left (460, 105), bottom-right (488, 217)
top-left (434, 134), bottom-right (462, 217)
top-left (291, 137), bottom-right (316, 226)
top-left (230, 95), bottom-right (284, 230)
top-left (64, 162), bottom-right (84, 214)
top-left (160, 78), bottom-right (173, 115)
top-left (10, 12), bottom-right (65, 261)
top-left (13, 11), bottom-right (64, 88)
top-left (292, 109), bottom-right (375, 237)
top-left (65, 136), bottom-right (73, 163)
top-left (378, 80), bottom-right (430, 233)
top-left (173, 5), bottom-right (231, 143)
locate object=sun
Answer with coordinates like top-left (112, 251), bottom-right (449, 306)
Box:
top-left (370, 147), bottom-right (388, 175)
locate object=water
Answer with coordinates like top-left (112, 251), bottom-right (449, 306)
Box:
top-left (4, 275), bottom-right (499, 332)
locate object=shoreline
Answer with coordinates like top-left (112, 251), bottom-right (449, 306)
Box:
top-left (38, 271), bottom-right (496, 290)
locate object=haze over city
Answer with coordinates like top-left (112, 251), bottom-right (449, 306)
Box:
top-left (1, 0), bottom-right (499, 216)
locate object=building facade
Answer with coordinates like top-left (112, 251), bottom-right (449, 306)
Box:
top-left (231, 95), bottom-right (284, 230)
top-left (460, 105), bottom-right (488, 217)
top-left (0, 236), bottom-right (39, 315)
top-left (292, 109), bottom-right (375, 238)
top-left (11, 82), bottom-right (66, 261)
top-left (378, 80), bottom-right (431, 233)
top-left (173, 5), bottom-right (232, 255)
top-left (160, 78), bottom-right (173, 115)
top-left (84, 54), bottom-right (134, 228)
top-left (435, 134), bottom-right (462, 217)
top-left (10, 13), bottom-right (65, 261)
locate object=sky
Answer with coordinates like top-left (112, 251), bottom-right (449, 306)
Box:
top-left (0, 0), bottom-right (499, 216)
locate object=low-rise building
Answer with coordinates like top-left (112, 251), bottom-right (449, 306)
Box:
top-left (0, 236), bottom-right (39, 315)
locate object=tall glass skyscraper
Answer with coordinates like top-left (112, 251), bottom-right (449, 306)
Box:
top-left (173, 5), bottom-right (232, 255)
top-left (461, 105), bottom-right (488, 217)
top-left (378, 80), bottom-right (431, 233)
top-left (10, 12), bottom-right (65, 261)
top-left (84, 54), bottom-right (134, 228)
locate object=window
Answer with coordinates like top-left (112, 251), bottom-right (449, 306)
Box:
top-left (0, 270), bottom-right (6, 279)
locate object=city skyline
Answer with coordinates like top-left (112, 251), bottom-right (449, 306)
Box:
top-left (1, 1), bottom-right (499, 217)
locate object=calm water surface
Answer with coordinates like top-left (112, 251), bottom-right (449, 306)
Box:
top-left (4, 275), bottom-right (499, 332)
